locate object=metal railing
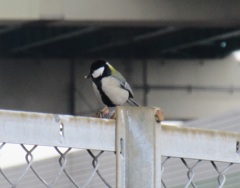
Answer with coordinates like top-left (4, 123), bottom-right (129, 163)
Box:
top-left (0, 107), bottom-right (240, 187)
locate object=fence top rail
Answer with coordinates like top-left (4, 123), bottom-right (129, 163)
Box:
top-left (0, 108), bottom-right (240, 163)
top-left (161, 124), bottom-right (240, 163)
top-left (0, 109), bottom-right (115, 151)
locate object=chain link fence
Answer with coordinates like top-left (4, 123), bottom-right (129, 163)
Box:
top-left (161, 156), bottom-right (240, 188)
top-left (0, 144), bottom-right (240, 188)
top-left (0, 107), bottom-right (240, 187)
top-left (0, 143), bottom-right (116, 188)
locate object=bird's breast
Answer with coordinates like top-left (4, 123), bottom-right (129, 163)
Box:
top-left (101, 77), bottom-right (129, 106)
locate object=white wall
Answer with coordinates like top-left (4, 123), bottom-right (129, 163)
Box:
top-left (0, 56), bottom-right (240, 120)
top-left (145, 57), bottom-right (240, 119)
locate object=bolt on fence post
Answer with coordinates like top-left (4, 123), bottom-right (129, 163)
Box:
top-left (116, 106), bottom-right (162, 188)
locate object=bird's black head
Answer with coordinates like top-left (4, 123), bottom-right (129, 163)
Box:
top-left (85, 59), bottom-right (112, 79)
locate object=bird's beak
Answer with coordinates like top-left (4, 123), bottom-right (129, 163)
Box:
top-left (84, 73), bottom-right (91, 79)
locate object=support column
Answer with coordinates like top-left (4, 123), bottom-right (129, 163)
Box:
top-left (116, 106), bottom-right (161, 188)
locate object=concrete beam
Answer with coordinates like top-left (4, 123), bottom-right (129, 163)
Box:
top-left (0, 0), bottom-right (39, 21)
top-left (1, 0), bottom-right (240, 26)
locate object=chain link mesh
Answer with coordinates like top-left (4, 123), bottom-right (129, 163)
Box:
top-left (161, 156), bottom-right (240, 188)
top-left (0, 143), bottom-right (115, 188)
top-left (0, 144), bottom-right (240, 187)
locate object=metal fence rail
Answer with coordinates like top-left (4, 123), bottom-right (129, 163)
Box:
top-left (0, 107), bottom-right (240, 187)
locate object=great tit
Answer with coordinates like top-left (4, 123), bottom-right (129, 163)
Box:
top-left (85, 59), bottom-right (140, 107)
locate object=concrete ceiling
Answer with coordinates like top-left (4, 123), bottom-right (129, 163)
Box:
top-left (0, 0), bottom-right (240, 59)
top-left (0, 24), bottom-right (240, 59)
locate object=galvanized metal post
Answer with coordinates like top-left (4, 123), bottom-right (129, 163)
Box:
top-left (116, 106), bottom-right (161, 188)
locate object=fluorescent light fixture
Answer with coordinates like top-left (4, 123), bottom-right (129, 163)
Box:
top-left (232, 50), bottom-right (240, 61)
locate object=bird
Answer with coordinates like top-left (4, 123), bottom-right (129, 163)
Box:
top-left (85, 59), bottom-right (140, 108)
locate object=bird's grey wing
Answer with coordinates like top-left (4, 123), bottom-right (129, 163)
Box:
top-left (112, 71), bottom-right (134, 98)
top-left (121, 81), bottom-right (134, 98)
top-left (112, 71), bottom-right (140, 106)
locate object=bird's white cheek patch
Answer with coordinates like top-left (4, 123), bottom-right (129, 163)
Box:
top-left (92, 67), bottom-right (105, 78)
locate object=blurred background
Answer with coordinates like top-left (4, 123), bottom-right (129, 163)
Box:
top-left (1, 0), bottom-right (240, 122)
top-left (1, 1), bottom-right (240, 187)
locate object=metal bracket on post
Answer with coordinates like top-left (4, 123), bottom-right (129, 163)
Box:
top-left (116, 106), bottom-right (162, 188)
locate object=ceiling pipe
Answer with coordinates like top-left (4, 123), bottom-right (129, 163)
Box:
top-left (85, 27), bottom-right (181, 53)
top-left (11, 27), bottom-right (100, 52)
top-left (0, 26), bottom-right (21, 35)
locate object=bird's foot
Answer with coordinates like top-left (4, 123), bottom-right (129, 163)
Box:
top-left (99, 107), bottom-right (116, 119)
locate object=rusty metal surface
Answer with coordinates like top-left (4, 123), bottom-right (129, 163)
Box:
top-left (1, 108), bottom-right (240, 164)
top-left (161, 124), bottom-right (240, 163)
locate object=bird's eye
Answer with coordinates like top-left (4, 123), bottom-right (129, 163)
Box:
top-left (92, 67), bottom-right (105, 78)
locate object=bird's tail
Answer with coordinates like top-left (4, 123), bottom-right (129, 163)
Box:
top-left (127, 98), bottom-right (141, 106)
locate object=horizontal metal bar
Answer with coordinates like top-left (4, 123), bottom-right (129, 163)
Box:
top-left (161, 124), bottom-right (240, 163)
top-left (134, 85), bottom-right (240, 93)
top-left (0, 110), bottom-right (115, 151)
